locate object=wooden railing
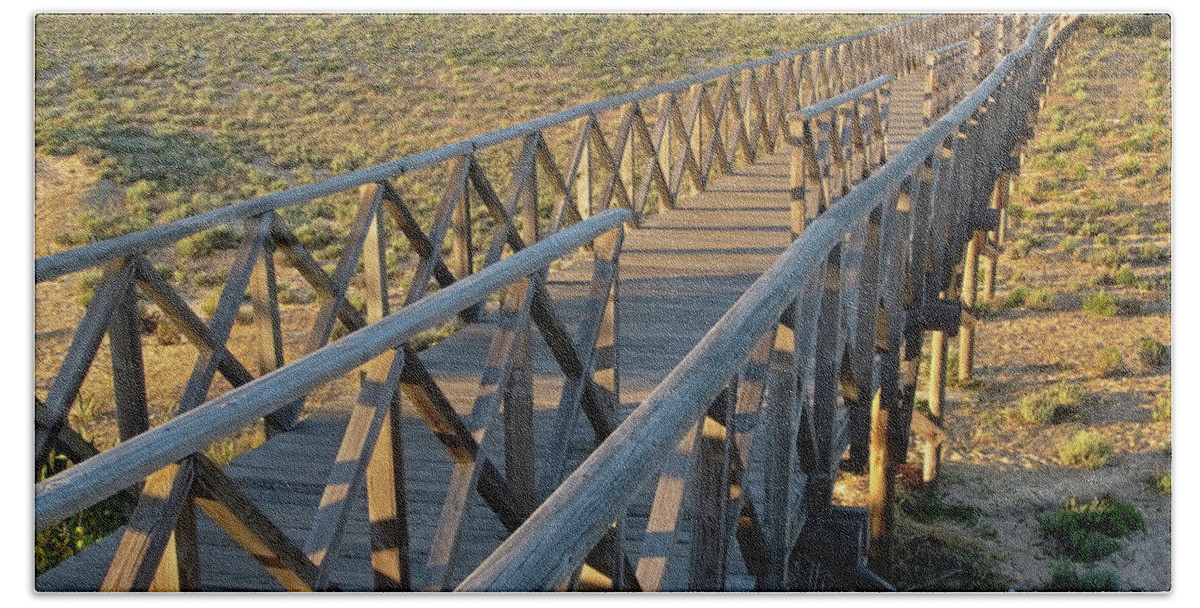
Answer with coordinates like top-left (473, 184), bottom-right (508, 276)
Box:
top-left (36, 13), bottom-right (997, 591)
top-left (459, 14), bottom-right (1080, 592)
top-left (36, 208), bottom-right (630, 590)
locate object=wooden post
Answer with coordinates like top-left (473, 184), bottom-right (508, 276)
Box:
top-left (360, 184), bottom-right (412, 590)
top-left (108, 281), bottom-right (149, 441)
top-left (982, 174), bottom-right (1008, 301)
top-left (866, 387), bottom-right (893, 580)
top-left (923, 326), bottom-right (948, 484)
top-left (958, 232), bottom-right (982, 382)
top-left (576, 120), bottom-right (592, 221)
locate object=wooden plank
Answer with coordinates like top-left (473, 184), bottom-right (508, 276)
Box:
top-left (107, 279), bottom-right (149, 441)
top-left (426, 277), bottom-right (536, 590)
top-left (687, 387), bottom-right (735, 591)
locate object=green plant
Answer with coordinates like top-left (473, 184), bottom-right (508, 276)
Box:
top-left (1001, 286), bottom-right (1029, 309)
top-left (176, 225), bottom-right (238, 259)
top-left (156, 319), bottom-right (182, 345)
top-left (1113, 264), bottom-right (1138, 288)
top-left (1082, 290), bottom-right (1118, 317)
top-left (1058, 430), bottom-right (1114, 469)
top-left (1137, 337), bottom-right (1168, 370)
top-left (892, 516), bottom-right (1011, 591)
top-left (1092, 347), bottom-right (1124, 378)
top-left (1157, 472), bottom-right (1171, 497)
top-left (200, 287), bottom-right (223, 317)
top-left (1152, 386), bottom-right (1171, 422)
top-left (1024, 288), bottom-right (1057, 311)
top-left (898, 487), bottom-right (983, 526)
top-left (1043, 560), bottom-right (1120, 591)
top-left (36, 450), bottom-right (133, 576)
top-left (1015, 382), bottom-right (1084, 425)
top-left (1058, 236), bottom-right (1082, 255)
top-left (1087, 245), bottom-right (1129, 268)
top-left (1151, 220), bottom-right (1170, 234)
top-left (1039, 496), bottom-right (1144, 561)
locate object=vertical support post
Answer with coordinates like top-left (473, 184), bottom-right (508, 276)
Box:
top-left (866, 384), bottom-right (893, 580)
top-left (506, 161), bottom-right (539, 516)
top-left (923, 329), bottom-right (948, 484)
top-left (108, 279), bottom-right (149, 441)
top-left (788, 115), bottom-right (806, 240)
top-left (576, 119), bottom-right (592, 221)
top-left (958, 232), bottom-right (982, 382)
top-left (982, 173), bottom-right (1009, 301)
top-left (252, 219), bottom-right (288, 438)
top-left (452, 181), bottom-right (474, 279)
top-left (360, 183), bottom-right (411, 590)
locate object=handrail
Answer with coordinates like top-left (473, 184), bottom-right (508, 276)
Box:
top-left (458, 14), bottom-right (1065, 592)
top-left (793, 74), bottom-right (893, 121)
top-left (34, 208), bottom-right (631, 531)
top-left (34, 15), bottom-right (940, 284)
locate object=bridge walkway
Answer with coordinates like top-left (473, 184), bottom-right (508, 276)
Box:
top-left (39, 72), bottom-right (927, 592)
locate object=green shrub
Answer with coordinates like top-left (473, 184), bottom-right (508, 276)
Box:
top-left (1039, 496), bottom-right (1144, 561)
top-left (1151, 220), bottom-right (1170, 234)
top-left (1015, 383), bottom-right (1084, 425)
top-left (1082, 290), bottom-right (1118, 317)
top-left (898, 487), bottom-right (983, 526)
top-left (1089, 199), bottom-right (1120, 216)
top-left (1087, 245), bottom-right (1128, 268)
top-left (1001, 286), bottom-right (1029, 309)
top-left (1043, 560), bottom-right (1120, 591)
top-left (1092, 347), bottom-right (1124, 378)
top-left (1137, 337), bottom-right (1168, 370)
top-left (892, 517), bottom-right (1011, 591)
top-left (1133, 243), bottom-right (1166, 264)
top-left (36, 451), bottom-right (133, 576)
top-left (1024, 288), bottom-right (1057, 311)
top-left (1058, 236), bottom-right (1082, 255)
top-left (176, 225), bottom-right (238, 259)
top-left (1092, 233), bottom-right (1116, 247)
top-left (1010, 237), bottom-right (1034, 259)
top-left (1113, 264), bottom-right (1138, 288)
top-left (1157, 472), bottom-right (1171, 497)
top-left (1058, 430), bottom-right (1114, 469)
top-left (200, 287), bottom-right (223, 317)
top-left (1152, 390), bottom-right (1171, 422)
top-left (1115, 154), bottom-right (1142, 177)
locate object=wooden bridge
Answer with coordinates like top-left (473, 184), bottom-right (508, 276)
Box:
top-left (35, 14), bottom-right (1080, 592)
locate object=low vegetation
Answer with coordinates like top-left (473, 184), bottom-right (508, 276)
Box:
top-left (1058, 429), bottom-right (1114, 469)
top-left (1039, 497), bottom-right (1145, 561)
top-left (1011, 382), bottom-right (1085, 426)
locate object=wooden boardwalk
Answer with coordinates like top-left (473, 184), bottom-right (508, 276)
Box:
top-left (39, 73), bottom-right (928, 592)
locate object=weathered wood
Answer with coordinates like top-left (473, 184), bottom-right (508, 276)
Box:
top-left (176, 214), bottom-right (271, 415)
top-left (191, 456), bottom-right (318, 591)
top-left (107, 280), bottom-right (149, 441)
top-left (100, 460), bottom-right (196, 591)
top-left (36, 258), bottom-right (136, 466)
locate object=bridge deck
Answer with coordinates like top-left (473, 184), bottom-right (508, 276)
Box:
top-left (39, 73), bottom-right (926, 592)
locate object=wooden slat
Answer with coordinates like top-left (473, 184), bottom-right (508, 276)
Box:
top-left (108, 279), bottom-right (149, 441)
top-left (188, 456), bottom-right (316, 590)
top-left (36, 258), bottom-right (136, 465)
top-left (426, 276), bottom-right (537, 590)
top-left (302, 351), bottom-right (406, 590)
top-left (100, 460), bottom-right (196, 591)
top-left (176, 214), bottom-right (271, 415)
